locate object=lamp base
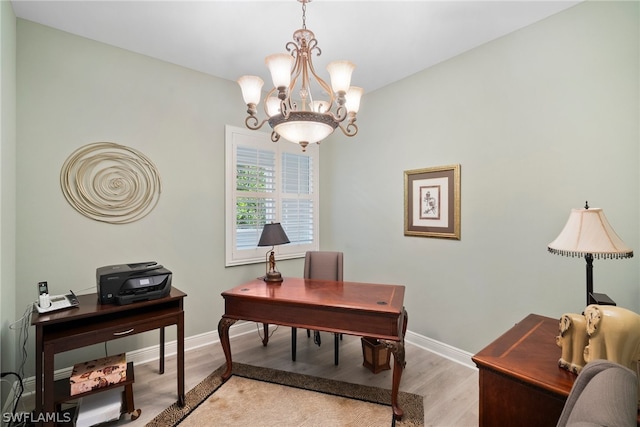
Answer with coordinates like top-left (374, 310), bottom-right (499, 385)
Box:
top-left (589, 292), bottom-right (616, 306)
top-left (263, 271), bottom-right (283, 283)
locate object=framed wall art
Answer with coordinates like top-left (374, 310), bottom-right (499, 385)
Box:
top-left (404, 164), bottom-right (461, 239)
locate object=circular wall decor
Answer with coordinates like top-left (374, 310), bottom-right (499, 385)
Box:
top-left (60, 142), bottom-right (162, 224)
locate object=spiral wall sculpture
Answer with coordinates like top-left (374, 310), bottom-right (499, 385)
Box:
top-left (60, 142), bottom-right (162, 224)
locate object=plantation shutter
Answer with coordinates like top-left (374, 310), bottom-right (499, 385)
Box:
top-left (225, 125), bottom-right (318, 266)
top-left (235, 146), bottom-right (276, 250)
top-left (281, 152), bottom-right (314, 246)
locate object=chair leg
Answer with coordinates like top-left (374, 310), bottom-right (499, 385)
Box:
top-left (334, 333), bottom-right (339, 365)
top-left (291, 327), bottom-right (297, 361)
top-left (262, 323), bottom-right (269, 346)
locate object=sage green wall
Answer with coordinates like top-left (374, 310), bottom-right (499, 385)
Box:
top-left (11, 0), bottom-right (640, 379)
top-left (1, 0), bottom-right (17, 373)
top-left (320, 1), bottom-right (639, 353)
top-left (15, 19), bottom-right (306, 375)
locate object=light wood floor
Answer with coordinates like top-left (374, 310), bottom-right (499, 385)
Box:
top-left (26, 325), bottom-right (480, 426)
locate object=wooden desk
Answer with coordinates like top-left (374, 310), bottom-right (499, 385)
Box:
top-left (218, 277), bottom-right (408, 420)
top-left (32, 287), bottom-right (186, 425)
top-left (472, 313), bottom-right (575, 427)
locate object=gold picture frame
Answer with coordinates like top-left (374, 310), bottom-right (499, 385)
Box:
top-left (404, 164), bottom-right (461, 239)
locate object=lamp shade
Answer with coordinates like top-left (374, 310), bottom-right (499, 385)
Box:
top-left (345, 86), bottom-right (364, 114)
top-left (274, 120), bottom-right (335, 145)
top-left (237, 75), bottom-right (264, 105)
top-left (265, 53), bottom-right (294, 89)
top-left (258, 223), bottom-right (290, 247)
top-left (269, 111), bottom-right (338, 145)
top-left (327, 60), bottom-right (355, 94)
top-left (265, 96), bottom-right (281, 117)
top-left (548, 207), bottom-right (633, 259)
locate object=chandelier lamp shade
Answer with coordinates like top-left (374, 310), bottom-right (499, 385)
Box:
top-left (548, 201), bottom-right (633, 306)
top-left (237, 0), bottom-right (363, 152)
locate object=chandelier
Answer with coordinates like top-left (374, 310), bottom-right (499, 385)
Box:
top-left (237, 0), bottom-right (363, 152)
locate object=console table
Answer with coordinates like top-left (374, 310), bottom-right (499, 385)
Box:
top-left (472, 313), bottom-right (576, 426)
top-left (32, 287), bottom-right (186, 426)
top-left (218, 277), bottom-right (408, 420)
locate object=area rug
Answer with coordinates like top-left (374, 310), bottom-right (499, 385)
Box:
top-left (146, 362), bottom-right (424, 427)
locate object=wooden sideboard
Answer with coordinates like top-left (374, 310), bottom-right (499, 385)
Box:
top-left (472, 314), bottom-right (576, 427)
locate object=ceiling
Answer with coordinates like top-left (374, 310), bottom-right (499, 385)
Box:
top-left (11, 0), bottom-right (581, 93)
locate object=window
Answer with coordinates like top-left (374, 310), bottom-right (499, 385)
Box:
top-left (225, 125), bottom-right (319, 266)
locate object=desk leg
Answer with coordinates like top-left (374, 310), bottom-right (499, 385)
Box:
top-left (384, 340), bottom-right (406, 420)
top-left (382, 308), bottom-right (408, 421)
top-left (177, 312), bottom-right (185, 406)
top-left (218, 317), bottom-right (237, 381)
top-left (43, 343), bottom-right (56, 427)
top-left (159, 327), bottom-right (165, 375)
top-left (35, 326), bottom-right (43, 417)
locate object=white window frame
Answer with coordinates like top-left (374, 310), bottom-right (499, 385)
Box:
top-left (225, 125), bottom-right (319, 266)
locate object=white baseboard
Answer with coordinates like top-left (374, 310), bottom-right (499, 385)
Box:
top-left (18, 321), bottom-right (256, 397)
top-left (121, 321), bottom-right (258, 367)
top-left (18, 322), bottom-right (474, 398)
top-left (405, 330), bottom-right (476, 370)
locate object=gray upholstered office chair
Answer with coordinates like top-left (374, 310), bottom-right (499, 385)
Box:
top-left (291, 251), bottom-right (343, 365)
top-left (556, 359), bottom-right (638, 427)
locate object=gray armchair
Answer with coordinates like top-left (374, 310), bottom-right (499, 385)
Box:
top-left (291, 251), bottom-right (343, 365)
top-left (556, 359), bottom-right (638, 427)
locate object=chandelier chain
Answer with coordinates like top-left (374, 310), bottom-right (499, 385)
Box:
top-left (301, 1), bottom-right (307, 29)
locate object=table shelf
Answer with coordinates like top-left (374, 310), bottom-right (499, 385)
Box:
top-left (53, 362), bottom-right (135, 404)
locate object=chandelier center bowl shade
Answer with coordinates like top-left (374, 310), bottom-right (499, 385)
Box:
top-left (237, 0), bottom-right (362, 152)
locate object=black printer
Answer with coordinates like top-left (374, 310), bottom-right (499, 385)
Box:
top-left (96, 261), bottom-right (172, 305)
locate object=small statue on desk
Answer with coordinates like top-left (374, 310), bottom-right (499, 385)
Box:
top-left (263, 250), bottom-right (283, 283)
top-left (556, 305), bottom-right (640, 376)
top-left (268, 251), bottom-right (276, 274)
top-left (556, 312), bottom-right (588, 374)
top-left (583, 304), bottom-right (640, 370)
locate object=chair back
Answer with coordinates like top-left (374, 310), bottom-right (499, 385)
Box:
top-left (303, 251), bottom-right (343, 281)
top-left (556, 359), bottom-right (638, 427)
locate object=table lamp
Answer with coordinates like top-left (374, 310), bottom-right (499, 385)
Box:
top-left (548, 201), bottom-right (633, 306)
top-left (258, 222), bottom-right (290, 283)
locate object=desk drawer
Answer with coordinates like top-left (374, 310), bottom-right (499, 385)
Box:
top-left (225, 298), bottom-right (402, 340)
top-left (43, 310), bottom-right (182, 353)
